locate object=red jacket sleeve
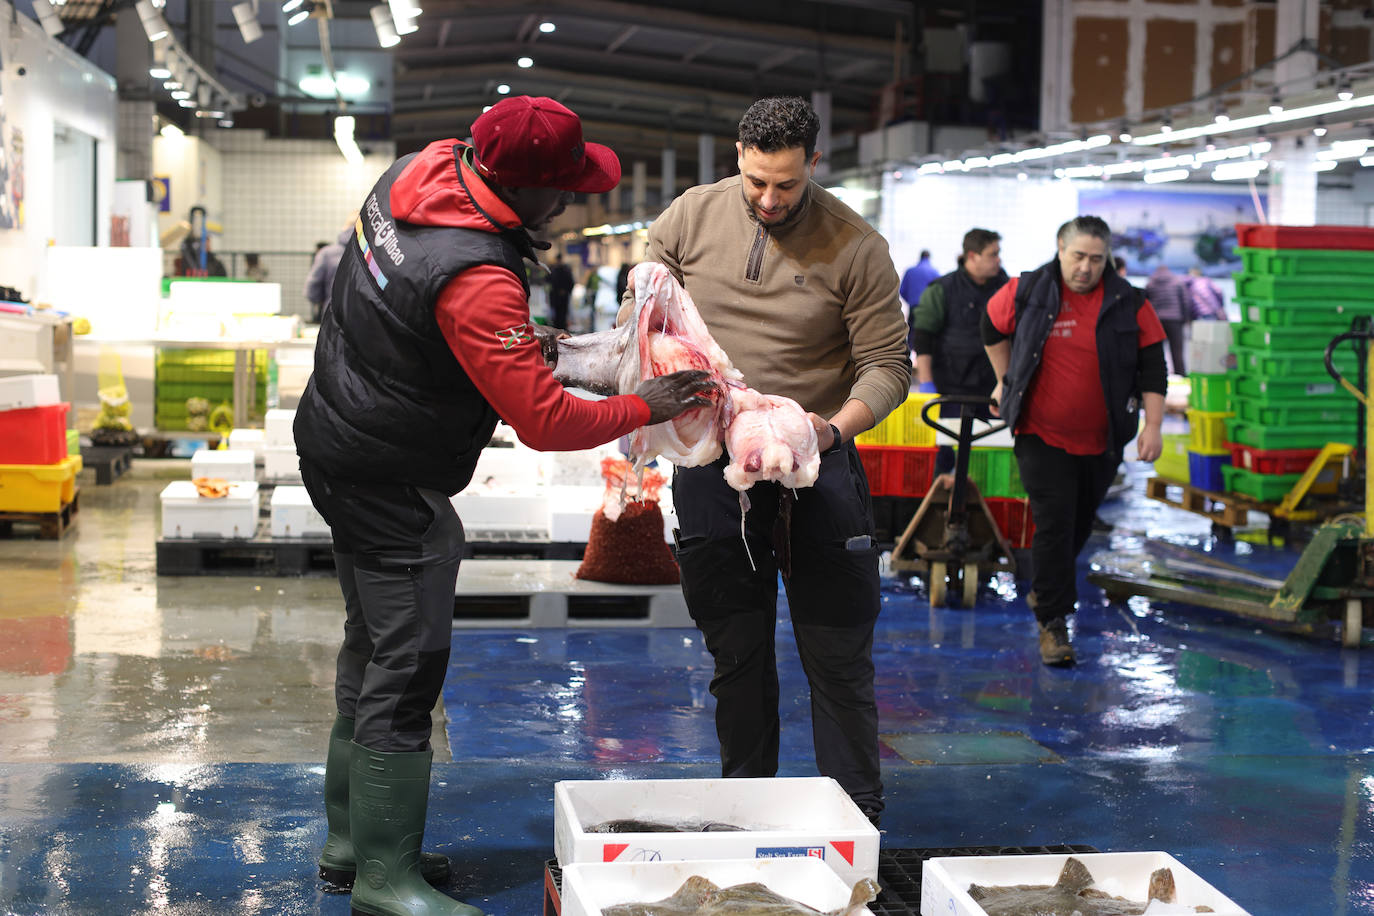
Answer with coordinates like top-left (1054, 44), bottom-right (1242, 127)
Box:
top-left (435, 264), bottom-right (651, 451)
top-left (986, 278), bottom-right (1019, 335)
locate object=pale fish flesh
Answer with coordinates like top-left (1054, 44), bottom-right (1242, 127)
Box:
top-left (966, 856), bottom-right (1215, 915)
top-left (601, 875), bottom-right (880, 916)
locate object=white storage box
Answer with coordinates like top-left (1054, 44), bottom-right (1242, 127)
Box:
top-left (264, 444), bottom-right (302, 482)
top-left (227, 427), bottom-right (265, 459)
top-left (920, 851), bottom-right (1251, 916)
top-left (562, 857), bottom-right (874, 916)
top-left (1187, 322), bottom-right (1235, 375)
top-left (554, 777), bottom-right (879, 888)
top-left (450, 489), bottom-right (550, 539)
top-left (264, 408), bottom-right (296, 448)
top-left (548, 484), bottom-right (675, 543)
top-left (191, 448), bottom-right (256, 482)
top-left (160, 480), bottom-right (259, 539)
top-left (472, 443), bottom-right (547, 489)
top-left (0, 373), bottom-right (60, 410)
top-left (270, 485), bottom-right (330, 537)
top-left (0, 313), bottom-right (58, 375)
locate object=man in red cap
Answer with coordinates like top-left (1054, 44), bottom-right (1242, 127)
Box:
top-left (294, 96), bottom-right (713, 916)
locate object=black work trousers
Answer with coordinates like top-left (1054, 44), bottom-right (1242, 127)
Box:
top-left (671, 444), bottom-right (884, 819)
top-left (1161, 319), bottom-right (1187, 376)
top-left (301, 460), bottom-right (464, 753)
top-left (1013, 433), bottom-right (1120, 625)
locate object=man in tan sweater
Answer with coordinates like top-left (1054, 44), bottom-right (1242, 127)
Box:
top-left (622, 96), bottom-right (909, 824)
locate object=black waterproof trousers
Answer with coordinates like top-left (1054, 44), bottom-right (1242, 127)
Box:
top-left (1013, 433), bottom-right (1120, 625)
top-left (301, 460), bottom-right (464, 753)
top-left (671, 443), bottom-right (884, 819)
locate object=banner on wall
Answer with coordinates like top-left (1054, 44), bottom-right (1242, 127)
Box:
top-left (1077, 187), bottom-right (1261, 278)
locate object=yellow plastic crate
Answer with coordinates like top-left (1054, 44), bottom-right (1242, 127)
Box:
top-left (1152, 433), bottom-right (1189, 481)
top-left (1186, 409), bottom-right (1233, 455)
top-left (856, 392), bottom-right (939, 446)
top-left (0, 454), bottom-right (82, 512)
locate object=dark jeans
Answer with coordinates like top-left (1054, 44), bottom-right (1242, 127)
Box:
top-left (1161, 319), bottom-right (1187, 375)
top-left (301, 460), bottom-right (464, 753)
top-left (1013, 433), bottom-right (1120, 625)
top-left (671, 444), bottom-right (884, 818)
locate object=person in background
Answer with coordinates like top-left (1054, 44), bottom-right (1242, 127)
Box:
top-left (1186, 266), bottom-right (1227, 320)
top-left (1144, 264), bottom-right (1194, 376)
top-left (901, 248), bottom-right (940, 359)
top-left (294, 95), bottom-right (713, 916)
top-left (305, 220), bottom-right (352, 324)
top-left (983, 216), bottom-right (1166, 667)
top-left (1114, 256), bottom-right (1129, 277)
top-left (547, 253), bottom-right (575, 329)
top-left (616, 260), bottom-right (633, 303)
top-left (908, 228), bottom-right (1008, 478)
top-left (624, 96), bottom-right (910, 826)
top-left (244, 252), bottom-right (269, 282)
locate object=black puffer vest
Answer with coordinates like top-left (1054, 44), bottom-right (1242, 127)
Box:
top-left (930, 267), bottom-right (1008, 396)
top-left (295, 146), bottom-right (535, 494)
top-left (1000, 259), bottom-right (1145, 456)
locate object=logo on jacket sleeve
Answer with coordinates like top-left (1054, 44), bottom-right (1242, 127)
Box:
top-left (495, 323), bottom-right (534, 349)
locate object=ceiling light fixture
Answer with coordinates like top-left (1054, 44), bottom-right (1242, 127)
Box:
top-left (1143, 168), bottom-right (1189, 184)
top-left (369, 5), bottom-right (399, 47)
top-left (287, 2), bottom-right (313, 26)
top-left (517, 56), bottom-right (534, 68)
top-left (388, 0), bottom-right (419, 34)
top-left (160, 122), bottom-right (184, 139)
top-left (1339, 78), bottom-right (1355, 102)
top-left (334, 114), bottom-right (363, 165)
top-left (232, 1), bottom-right (262, 43)
top-left (1269, 92), bottom-right (1283, 115)
top-left (1213, 100), bottom-right (1230, 124)
top-left (134, 0), bottom-right (169, 41)
top-left (496, 83), bottom-right (510, 95)
top-left (1313, 120), bottom-right (1328, 137)
top-left (538, 21), bottom-right (555, 33)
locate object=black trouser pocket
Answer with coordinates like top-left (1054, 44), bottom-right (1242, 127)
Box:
top-left (674, 535), bottom-right (779, 622)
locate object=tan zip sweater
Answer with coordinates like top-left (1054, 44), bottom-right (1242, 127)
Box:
top-left (620, 175), bottom-right (911, 426)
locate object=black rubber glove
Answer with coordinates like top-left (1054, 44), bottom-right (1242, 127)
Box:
top-left (530, 323), bottom-right (568, 368)
top-left (634, 370), bottom-right (716, 424)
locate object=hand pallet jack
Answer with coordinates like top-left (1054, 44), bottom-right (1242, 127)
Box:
top-left (1089, 324), bottom-right (1374, 647)
top-left (890, 395), bottom-right (1017, 608)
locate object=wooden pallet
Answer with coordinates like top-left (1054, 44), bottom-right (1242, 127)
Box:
top-left (0, 492), bottom-right (80, 539)
top-left (1145, 475), bottom-right (1266, 528)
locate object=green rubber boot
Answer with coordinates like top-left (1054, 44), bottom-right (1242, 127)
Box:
top-left (348, 743), bottom-right (483, 916)
top-left (317, 716), bottom-right (451, 889)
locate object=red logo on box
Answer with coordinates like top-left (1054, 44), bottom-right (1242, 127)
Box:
top-left (830, 841), bottom-right (855, 865)
top-left (603, 843), bottom-right (628, 862)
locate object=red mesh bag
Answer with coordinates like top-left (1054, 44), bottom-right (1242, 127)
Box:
top-left (575, 457), bottom-right (680, 585)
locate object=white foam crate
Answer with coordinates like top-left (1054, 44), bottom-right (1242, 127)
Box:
top-left (0, 373), bottom-right (60, 410)
top-left (920, 852), bottom-right (1251, 916)
top-left (562, 857), bottom-right (874, 916)
top-left (160, 480), bottom-right (259, 539)
top-left (191, 448), bottom-right (256, 482)
top-left (264, 408), bottom-right (296, 448)
top-left (554, 777), bottom-right (878, 888)
top-left (270, 485), bottom-right (329, 537)
top-left (548, 484), bottom-right (676, 543)
top-left (450, 489), bottom-right (549, 539)
top-left (227, 428), bottom-right (265, 460)
top-left (472, 444), bottom-right (548, 489)
top-left (264, 444), bottom-right (302, 482)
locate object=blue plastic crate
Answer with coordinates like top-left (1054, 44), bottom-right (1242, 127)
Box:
top-left (1188, 450), bottom-right (1231, 493)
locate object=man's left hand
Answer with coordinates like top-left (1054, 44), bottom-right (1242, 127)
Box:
top-left (1136, 424), bottom-right (1163, 463)
top-left (807, 413), bottom-right (838, 452)
top-left (530, 323), bottom-right (569, 368)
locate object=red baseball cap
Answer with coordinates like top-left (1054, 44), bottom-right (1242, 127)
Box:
top-left (471, 96), bottom-right (621, 194)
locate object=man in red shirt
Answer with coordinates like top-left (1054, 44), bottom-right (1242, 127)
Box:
top-left (982, 216), bottom-right (1166, 666)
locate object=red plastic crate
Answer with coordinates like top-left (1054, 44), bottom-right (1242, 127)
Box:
top-left (1225, 441), bottom-right (1321, 475)
top-left (1235, 223), bottom-right (1374, 251)
top-left (985, 496), bottom-right (1035, 549)
top-left (857, 445), bottom-right (937, 498)
top-left (0, 403), bottom-right (68, 465)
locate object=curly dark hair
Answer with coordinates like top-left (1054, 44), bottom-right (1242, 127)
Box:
top-left (737, 97), bottom-right (821, 157)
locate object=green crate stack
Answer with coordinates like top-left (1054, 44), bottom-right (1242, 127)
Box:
top-left (964, 447), bottom-right (1025, 498)
top-left (154, 349), bottom-right (266, 430)
top-left (1187, 372), bottom-right (1230, 412)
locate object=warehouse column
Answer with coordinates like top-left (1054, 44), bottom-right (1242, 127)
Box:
top-left (660, 146), bottom-right (676, 210)
top-left (698, 133), bottom-right (714, 185)
top-left (114, 6), bottom-right (155, 180)
top-left (632, 160), bottom-right (647, 222)
top-left (811, 90), bottom-right (832, 179)
top-left (1267, 0), bottom-right (1321, 225)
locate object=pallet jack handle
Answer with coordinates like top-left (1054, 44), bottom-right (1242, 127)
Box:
top-left (917, 395), bottom-right (1008, 444)
top-left (1323, 319), bottom-right (1374, 537)
top-left (1325, 320), bottom-right (1373, 409)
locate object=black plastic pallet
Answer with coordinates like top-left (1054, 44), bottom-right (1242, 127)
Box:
top-left (542, 844), bottom-right (1099, 916)
top-left (82, 446), bottom-right (134, 485)
top-left (156, 534), bottom-right (336, 576)
top-left (465, 540), bottom-right (585, 560)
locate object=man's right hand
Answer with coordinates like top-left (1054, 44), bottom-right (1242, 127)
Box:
top-left (635, 370), bottom-right (716, 424)
top-left (989, 381), bottom-right (1003, 417)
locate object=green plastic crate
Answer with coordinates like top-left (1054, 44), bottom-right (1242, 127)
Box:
top-left (1224, 417), bottom-right (1355, 451)
top-left (1238, 247), bottom-right (1374, 277)
top-left (66, 429), bottom-right (79, 456)
top-left (1231, 375), bottom-right (1343, 401)
top-left (1233, 272), bottom-right (1374, 303)
top-left (1188, 373), bottom-right (1231, 411)
top-left (1231, 394), bottom-right (1353, 427)
top-left (1221, 464), bottom-right (1302, 502)
top-left (1230, 345), bottom-right (1358, 379)
top-left (1232, 322), bottom-right (1366, 351)
top-left (1239, 299), bottom-right (1374, 328)
top-left (965, 447), bottom-right (1025, 498)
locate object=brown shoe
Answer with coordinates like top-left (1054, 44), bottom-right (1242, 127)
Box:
top-left (1038, 618), bottom-right (1075, 666)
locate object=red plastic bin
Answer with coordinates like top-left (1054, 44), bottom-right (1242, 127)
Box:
top-left (984, 496), bottom-right (1035, 549)
top-left (0, 403), bottom-right (69, 465)
top-left (1234, 223), bottom-right (1374, 251)
top-left (856, 445), bottom-right (936, 498)
top-left (1225, 441), bottom-right (1321, 475)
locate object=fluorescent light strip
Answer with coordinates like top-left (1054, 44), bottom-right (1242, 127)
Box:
top-left (1143, 168), bottom-right (1190, 183)
top-left (1132, 94), bottom-right (1374, 145)
top-left (1211, 161), bottom-right (1267, 181)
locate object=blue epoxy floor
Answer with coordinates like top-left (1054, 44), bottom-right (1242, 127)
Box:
top-left (2, 464), bottom-right (1374, 914)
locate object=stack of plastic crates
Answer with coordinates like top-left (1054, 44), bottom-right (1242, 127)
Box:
top-left (1185, 369), bottom-right (1231, 491)
top-left (155, 349), bottom-right (266, 431)
top-left (1221, 224), bottom-right (1374, 502)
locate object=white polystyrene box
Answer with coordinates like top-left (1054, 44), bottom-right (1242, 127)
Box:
top-left (1187, 328), bottom-right (1236, 375)
top-left (934, 426), bottom-right (1014, 448)
top-left (0, 373), bottom-right (60, 410)
top-left (264, 444), bottom-right (302, 482)
top-left (227, 427), bottom-right (265, 460)
top-left (264, 408), bottom-right (297, 448)
top-left (919, 852), bottom-right (1251, 916)
top-left (548, 485), bottom-right (677, 543)
top-left (554, 777), bottom-right (879, 888)
top-left (562, 857), bottom-right (875, 916)
top-left (191, 448), bottom-right (256, 482)
top-left (270, 485), bottom-right (329, 537)
top-left (160, 480), bottom-right (259, 539)
top-left (471, 443), bottom-right (547, 489)
top-left (450, 490), bottom-right (550, 539)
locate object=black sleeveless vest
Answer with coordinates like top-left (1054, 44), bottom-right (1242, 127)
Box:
top-left (930, 267), bottom-right (1008, 396)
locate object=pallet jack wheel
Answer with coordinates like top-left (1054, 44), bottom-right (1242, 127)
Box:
top-left (928, 562), bottom-right (947, 607)
top-left (962, 563), bottom-right (979, 608)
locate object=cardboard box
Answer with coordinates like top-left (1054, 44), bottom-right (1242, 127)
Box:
top-left (920, 851), bottom-right (1251, 916)
top-left (561, 857), bottom-right (875, 916)
top-left (191, 448), bottom-right (256, 482)
top-left (269, 485), bottom-right (329, 537)
top-left (0, 373), bottom-right (60, 410)
top-left (554, 777), bottom-right (879, 888)
top-left (160, 480), bottom-right (259, 539)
